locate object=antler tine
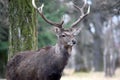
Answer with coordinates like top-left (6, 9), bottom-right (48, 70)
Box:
top-left (71, 0), bottom-right (90, 28)
top-left (32, 0), bottom-right (64, 28)
top-left (83, 0), bottom-right (87, 8)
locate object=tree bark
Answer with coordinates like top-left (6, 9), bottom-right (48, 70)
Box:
top-left (9, 0), bottom-right (37, 60)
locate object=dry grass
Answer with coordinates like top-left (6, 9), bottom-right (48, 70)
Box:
top-left (61, 68), bottom-right (120, 80)
top-left (1, 69), bottom-right (120, 80)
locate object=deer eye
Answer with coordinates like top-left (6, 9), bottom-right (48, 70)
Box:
top-left (61, 34), bottom-right (66, 37)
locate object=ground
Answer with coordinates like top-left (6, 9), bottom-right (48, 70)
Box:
top-left (61, 68), bottom-right (120, 80)
top-left (0, 68), bottom-right (119, 80)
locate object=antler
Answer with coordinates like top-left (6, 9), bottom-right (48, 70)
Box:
top-left (32, 0), bottom-right (64, 28)
top-left (71, 0), bottom-right (90, 28)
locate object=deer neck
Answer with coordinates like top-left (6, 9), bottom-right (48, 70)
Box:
top-left (55, 43), bottom-right (72, 56)
top-left (54, 43), bottom-right (71, 71)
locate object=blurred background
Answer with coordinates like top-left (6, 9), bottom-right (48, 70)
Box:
top-left (0, 0), bottom-right (120, 79)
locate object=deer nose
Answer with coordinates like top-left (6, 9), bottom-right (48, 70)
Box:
top-left (72, 40), bottom-right (76, 44)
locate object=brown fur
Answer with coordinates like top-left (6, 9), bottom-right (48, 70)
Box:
top-left (6, 45), bottom-right (70, 80)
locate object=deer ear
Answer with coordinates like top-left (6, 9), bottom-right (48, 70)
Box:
top-left (54, 27), bottom-right (61, 34)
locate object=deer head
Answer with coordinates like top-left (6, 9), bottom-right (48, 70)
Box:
top-left (32, 0), bottom-right (90, 48)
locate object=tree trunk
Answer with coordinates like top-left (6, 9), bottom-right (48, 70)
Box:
top-left (9, 0), bottom-right (37, 60)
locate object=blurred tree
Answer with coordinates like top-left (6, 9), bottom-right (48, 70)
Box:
top-left (9, 0), bottom-right (37, 60)
top-left (87, 0), bottom-right (120, 72)
top-left (59, 0), bottom-right (120, 72)
top-left (0, 0), bottom-right (9, 78)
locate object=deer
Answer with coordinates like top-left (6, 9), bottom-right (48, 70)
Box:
top-left (6, 0), bottom-right (90, 80)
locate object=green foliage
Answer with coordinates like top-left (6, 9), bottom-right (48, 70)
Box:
top-left (38, 0), bottom-right (66, 48)
top-left (0, 42), bottom-right (8, 50)
top-left (0, 25), bottom-right (8, 50)
top-left (0, 48), bottom-right (8, 78)
top-left (0, 34), bottom-right (8, 78)
top-left (0, 27), bottom-right (8, 78)
top-left (0, 0), bottom-right (8, 78)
